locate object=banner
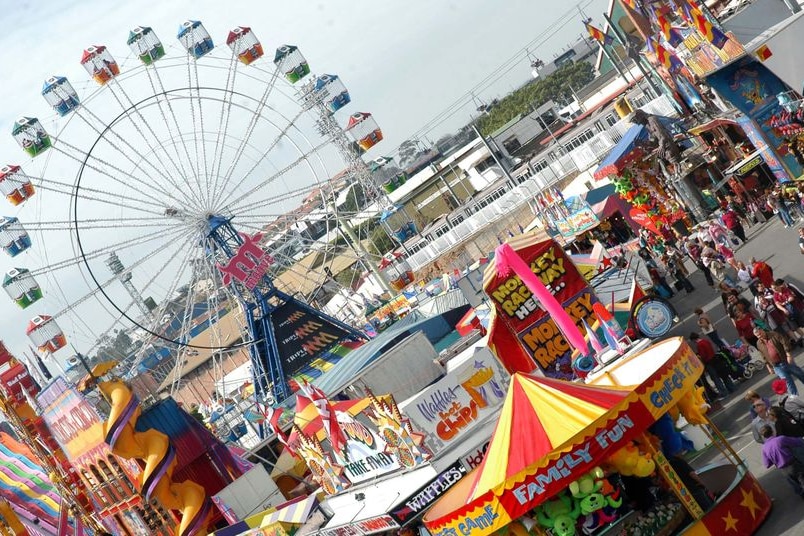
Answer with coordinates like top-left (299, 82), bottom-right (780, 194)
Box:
top-left (401, 348), bottom-right (508, 454)
top-left (389, 461), bottom-right (467, 525)
top-left (485, 238), bottom-right (599, 378)
top-left (37, 378), bottom-right (106, 460)
top-left (271, 302), bottom-right (352, 377)
top-left (705, 57), bottom-right (798, 182)
top-left (552, 196), bottom-right (599, 239)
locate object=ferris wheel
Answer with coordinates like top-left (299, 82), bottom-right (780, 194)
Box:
top-left (0, 21), bottom-right (400, 404)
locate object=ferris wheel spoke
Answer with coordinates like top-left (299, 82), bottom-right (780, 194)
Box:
top-left (73, 107), bottom-right (199, 209)
top-left (183, 57), bottom-right (209, 209)
top-left (212, 106), bottom-right (304, 209)
top-left (30, 224), bottom-right (189, 277)
top-left (214, 68), bottom-right (281, 203)
top-left (144, 68), bottom-right (206, 207)
top-left (25, 217), bottom-right (169, 232)
top-left (31, 176), bottom-right (171, 218)
top-left (50, 136), bottom-right (184, 211)
top-left (190, 58), bottom-right (213, 209)
top-left (107, 80), bottom-right (207, 210)
top-left (217, 139), bottom-right (329, 212)
top-left (51, 227), bottom-right (195, 322)
top-left (208, 55), bottom-right (239, 210)
top-left (124, 232), bottom-right (201, 376)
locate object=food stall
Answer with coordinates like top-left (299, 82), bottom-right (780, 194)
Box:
top-left (422, 337), bottom-right (771, 536)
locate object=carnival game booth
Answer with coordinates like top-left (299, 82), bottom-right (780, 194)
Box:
top-left (423, 337), bottom-right (771, 536)
top-left (594, 124), bottom-right (692, 239)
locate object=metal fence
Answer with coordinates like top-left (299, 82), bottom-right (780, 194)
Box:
top-left (407, 95), bottom-right (679, 271)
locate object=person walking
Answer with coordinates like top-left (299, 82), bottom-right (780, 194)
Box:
top-left (755, 327), bottom-right (804, 396)
top-left (750, 257), bottom-right (775, 288)
top-left (691, 332), bottom-right (735, 398)
top-left (695, 307), bottom-right (728, 348)
top-left (769, 188), bottom-right (795, 227)
top-left (722, 207), bottom-right (746, 243)
top-left (759, 425), bottom-right (804, 496)
top-left (752, 400), bottom-right (776, 443)
top-left (685, 239), bottom-right (714, 288)
top-left (799, 227), bottom-right (804, 255)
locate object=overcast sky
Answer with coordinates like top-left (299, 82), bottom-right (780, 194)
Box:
top-left (0, 0), bottom-right (607, 369)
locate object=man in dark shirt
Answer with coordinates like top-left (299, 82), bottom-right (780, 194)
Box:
top-left (691, 332), bottom-right (735, 398)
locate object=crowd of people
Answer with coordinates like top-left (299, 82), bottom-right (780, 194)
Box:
top-left (656, 189), bottom-right (804, 502)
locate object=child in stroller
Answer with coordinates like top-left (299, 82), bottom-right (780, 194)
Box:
top-left (726, 340), bottom-right (766, 379)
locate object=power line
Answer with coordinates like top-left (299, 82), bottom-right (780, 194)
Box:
top-left (400, 0), bottom-right (603, 146)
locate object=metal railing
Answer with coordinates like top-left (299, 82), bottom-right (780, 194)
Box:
top-left (406, 95), bottom-right (679, 272)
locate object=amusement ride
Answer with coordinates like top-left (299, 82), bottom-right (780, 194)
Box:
top-left (0, 21), bottom-right (406, 422)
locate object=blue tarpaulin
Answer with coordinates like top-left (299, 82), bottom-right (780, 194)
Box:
top-left (593, 124), bottom-right (648, 179)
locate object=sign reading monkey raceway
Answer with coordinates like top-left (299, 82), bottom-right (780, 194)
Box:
top-left (484, 236), bottom-right (599, 379)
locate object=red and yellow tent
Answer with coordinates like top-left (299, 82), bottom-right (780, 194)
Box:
top-left (423, 338), bottom-right (705, 536)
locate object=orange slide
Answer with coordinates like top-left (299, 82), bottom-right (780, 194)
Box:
top-left (99, 379), bottom-right (209, 536)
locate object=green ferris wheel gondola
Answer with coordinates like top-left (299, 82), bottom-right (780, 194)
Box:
top-left (127, 26), bottom-right (165, 65)
top-left (3, 268), bottom-right (42, 309)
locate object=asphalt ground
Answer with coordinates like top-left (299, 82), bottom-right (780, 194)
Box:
top-left (656, 214), bottom-right (804, 535)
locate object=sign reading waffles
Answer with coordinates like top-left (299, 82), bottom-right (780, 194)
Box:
top-left (485, 238), bottom-right (599, 378)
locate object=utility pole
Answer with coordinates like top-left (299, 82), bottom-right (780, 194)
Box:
top-left (602, 12), bottom-right (663, 99)
top-left (472, 124), bottom-right (518, 189)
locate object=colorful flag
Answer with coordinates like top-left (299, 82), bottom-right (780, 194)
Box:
top-left (299, 379), bottom-right (347, 453)
top-left (679, 0), bottom-right (728, 48)
top-left (652, 39), bottom-right (684, 72)
top-left (756, 44), bottom-right (773, 61)
top-left (583, 318), bottom-right (605, 354)
top-left (264, 405), bottom-right (296, 457)
top-left (653, 9), bottom-right (684, 47)
top-left (585, 23), bottom-right (614, 46)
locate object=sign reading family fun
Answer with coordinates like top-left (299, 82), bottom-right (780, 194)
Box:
top-left (402, 348), bottom-right (509, 454)
top-left (485, 238), bottom-right (599, 378)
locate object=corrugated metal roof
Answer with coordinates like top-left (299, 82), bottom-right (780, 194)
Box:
top-left (310, 311), bottom-right (427, 396)
top-left (416, 289), bottom-right (469, 317)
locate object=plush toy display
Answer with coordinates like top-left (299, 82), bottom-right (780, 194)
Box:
top-left (604, 442), bottom-right (656, 477)
top-left (535, 493), bottom-right (581, 536)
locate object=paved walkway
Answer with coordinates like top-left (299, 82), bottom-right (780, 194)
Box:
top-left (658, 216), bottom-right (803, 535)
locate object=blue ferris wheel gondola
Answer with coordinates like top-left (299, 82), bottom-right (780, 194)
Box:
top-left (0, 217), bottom-right (31, 257)
top-left (177, 20), bottom-right (214, 59)
top-left (41, 76), bottom-right (80, 116)
top-left (314, 74), bottom-right (351, 113)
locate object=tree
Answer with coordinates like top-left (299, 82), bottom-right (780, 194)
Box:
top-left (477, 61), bottom-right (595, 136)
top-left (397, 139), bottom-right (424, 169)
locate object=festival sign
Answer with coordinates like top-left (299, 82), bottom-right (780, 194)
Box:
top-left (389, 461), bottom-right (467, 526)
top-left (484, 237), bottom-right (599, 378)
top-left (216, 231), bottom-right (274, 290)
top-left (271, 302), bottom-right (352, 377)
top-left (37, 377), bottom-right (106, 460)
top-left (706, 57), bottom-right (798, 182)
top-left (338, 415), bottom-right (401, 484)
top-left (552, 195), bottom-right (599, 239)
top-left (401, 348), bottom-right (508, 454)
